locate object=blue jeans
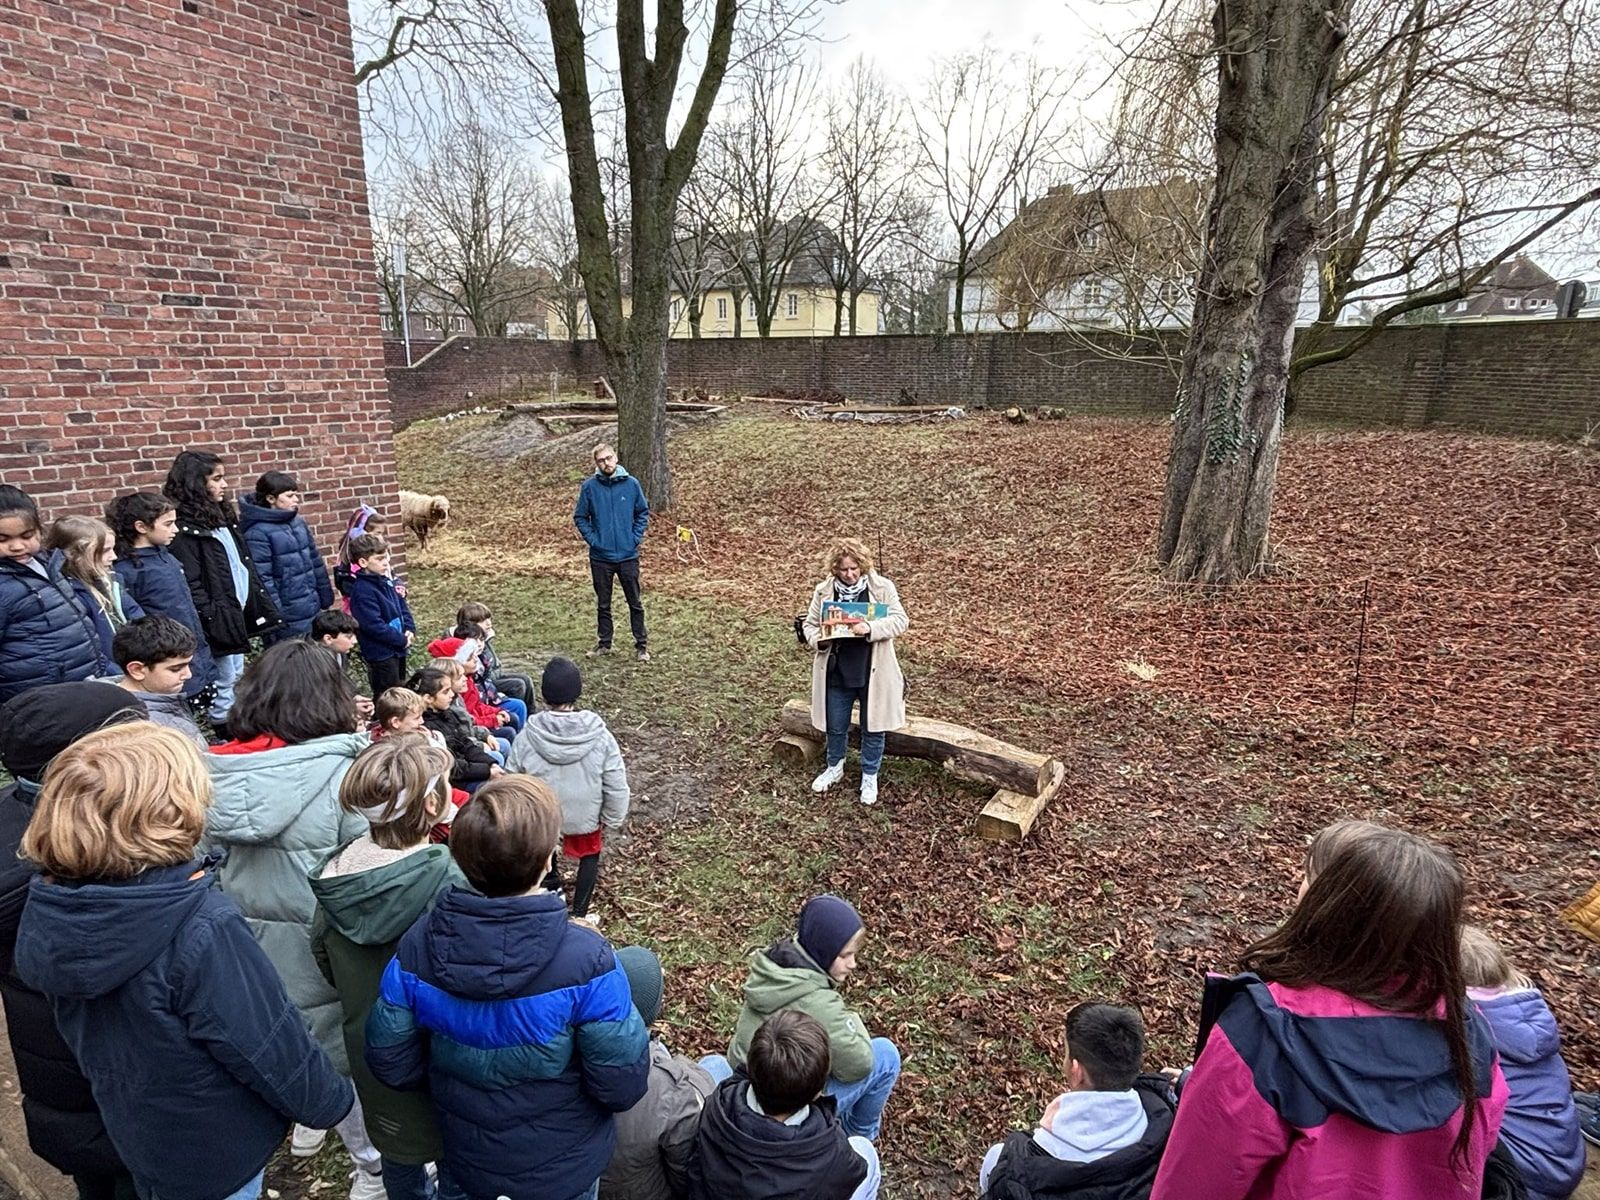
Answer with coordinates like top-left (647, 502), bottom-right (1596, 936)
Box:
top-left (210, 653), bottom-right (245, 724)
top-left (698, 1037), bottom-right (901, 1141)
top-left (381, 1160), bottom-right (468, 1200)
top-left (496, 697), bottom-right (526, 732)
top-left (825, 684), bottom-right (885, 775)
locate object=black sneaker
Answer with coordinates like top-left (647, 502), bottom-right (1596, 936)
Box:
top-left (586, 644), bottom-right (611, 658)
top-left (1581, 1103), bottom-right (1600, 1148)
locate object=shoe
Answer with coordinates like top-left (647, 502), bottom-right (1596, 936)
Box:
top-left (1582, 1105), bottom-right (1600, 1148)
top-left (348, 1169), bottom-right (385, 1200)
top-left (1575, 1091), bottom-right (1600, 1115)
top-left (811, 761), bottom-right (845, 793)
top-left (290, 1124), bottom-right (328, 1157)
top-left (860, 773), bottom-right (879, 806)
top-left (636, 647), bottom-right (651, 662)
top-left (586, 644), bottom-right (612, 658)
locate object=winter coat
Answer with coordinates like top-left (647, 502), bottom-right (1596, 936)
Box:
top-left (310, 842), bottom-right (464, 1164)
top-left (462, 676), bottom-right (506, 729)
top-left (804, 571), bottom-right (909, 734)
top-left (364, 885), bottom-right (651, 1200)
top-left (1148, 973), bottom-right (1509, 1200)
top-left (727, 939), bottom-right (874, 1084)
top-left (0, 554), bottom-right (103, 702)
top-left (114, 546), bottom-right (216, 700)
top-left (129, 688), bottom-right (208, 752)
top-left (507, 709), bottom-right (630, 836)
top-left (348, 568), bottom-right (414, 663)
top-left (575, 467), bottom-right (650, 563)
top-left (203, 733), bottom-right (369, 1073)
top-left (601, 1038), bottom-right (716, 1200)
top-left (685, 1074), bottom-right (868, 1200)
top-left (1471, 987), bottom-right (1585, 1200)
top-left (982, 1076), bottom-right (1176, 1200)
top-left (65, 575), bottom-right (144, 674)
top-left (0, 780), bottom-right (124, 1179)
top-left (14, 857), bottom-right (353, 1200)
top-left (169, 516), bottom-right (282, 655)
top-left (238, 495), bottom-right (334, 637)
top-left (422, 706), bottom-right (497, 785)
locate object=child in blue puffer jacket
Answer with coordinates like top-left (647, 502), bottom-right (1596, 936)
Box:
top-left (108, 492), bottom-right (216, 704)
top-left (0, 485), bottom-right (103, 702)
top-left (238, 471), bottom-right (334, 641)
top-left (1461, 926), bottom-right (1585, 1200)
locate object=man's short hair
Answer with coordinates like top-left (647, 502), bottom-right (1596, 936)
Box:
top-left (448, 776), bottom-right (561, 897)
top-left (348, 532), bottom-right (389, 563)
top-left (592, 442), bottom-right (615, 460)
top-left (1065, 1002), bottom-right (1146, 1091)
top-left (311, 610), bottom-right (359, 640)
top-left (112, 615), bottom-right (197, 670)
top-left (747, 1010), bottom-right (830, 1115)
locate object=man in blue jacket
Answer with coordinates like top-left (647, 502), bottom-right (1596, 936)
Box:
top-left (573, 443), bottom-right (651, 661)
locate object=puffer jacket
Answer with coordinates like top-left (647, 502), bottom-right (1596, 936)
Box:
top-left (203, 733), bottom-right (369, 1072)
top-left (114, 546), bottom-right (216, 700)
top-left (66, 575), bottom-right (144, 674)
top-left (685, 1074), bottom-right (867, 1200)
top-left (365, 886), bottom-right (650, 1200)
top-left (507, 710), bottom-right (630, 836)
top-left (727, 938), bottom-right (874, 1084)
top-left (601, 1037), bottom-right (715, 1200)
top-left (238, 495), bottom-right (334, 637)
top-left (422, 705), bottom-right (497, 785)
top-left (0, 554), bottom-right (103, 701)
top-left (169, 517), bottom-right (281, 655)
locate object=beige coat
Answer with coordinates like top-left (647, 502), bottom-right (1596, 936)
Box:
top-left (804, 571), bottom-right (909, 734)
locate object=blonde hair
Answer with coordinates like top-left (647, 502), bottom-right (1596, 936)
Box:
top-left (823, 536), bottom-right (874, 577)
top-left (375, 687), bottom-right (425, 727)
top-left (1460, 925), bottom-right (1531, 991)
top-left (592, 442), bottom-right (615, 461)
top-left (22, 723), bottom-right (209, 880)
top-left (430, 658), bottom-right (466, 686)
top-left (340, 735), bottom-right (453, 850)
top-left (47, 515), bottom-right (116, 601)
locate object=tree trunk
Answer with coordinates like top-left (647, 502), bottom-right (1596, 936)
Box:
top-left (1157, 0), bottom-right (1348, 585)
top-left (951, 257), bottom-right (967, 333)
top-left (833, 287), bottom-right (845, 336)
top-left (612, 327), bottom-right (672, 510)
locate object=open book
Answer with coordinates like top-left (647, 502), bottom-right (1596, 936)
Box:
top-left (817, 600), bottom-right (888, 641)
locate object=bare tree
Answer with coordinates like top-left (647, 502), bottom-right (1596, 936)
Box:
top-left (1157, 0), bottom-right (1349, 584)
top-left (668, 178), bottom-right (725, 339)
top-left (528, 175), bottom-right (586, 342)
top-left (912, 48), bottom-right (1074, 333)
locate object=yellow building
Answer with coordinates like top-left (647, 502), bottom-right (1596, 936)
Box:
top-left (549, 285), bottom-right (881, 340)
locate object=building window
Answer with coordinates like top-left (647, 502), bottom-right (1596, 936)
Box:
top-left (786, 292), bottom-right (799, 318)
top-left (1082, 279), bottom-right (1104, 307)
top-left (1080, 227), bottom-right (1100, 249)
top-left (1505, 297), bottom-right (1520, 310)
top-left (748, 296), bottom-right (758, 320)
top-left (1158, 281), bottom-right (1183, 309)
top-left (671, 299), bottom-right (682, 321)
top-left (716, 297), bottom-right (727, 320)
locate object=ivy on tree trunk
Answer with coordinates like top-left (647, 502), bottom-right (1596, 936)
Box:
top-left (1158, 0), bottom-right (1348, 584)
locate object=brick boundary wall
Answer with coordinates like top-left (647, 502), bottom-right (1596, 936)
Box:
top-left (2, 0), bottom-right (398, 554)
top-left (388, 323), bottom-right (1600, 441)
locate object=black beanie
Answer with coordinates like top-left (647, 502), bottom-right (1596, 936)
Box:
top-left (0, 682), bottom-right (146, 783)
top-left (541, 657), bottom-right (583, 707)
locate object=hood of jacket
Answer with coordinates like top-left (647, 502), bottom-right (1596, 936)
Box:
top-left (235, 495), bottom-right (297, 530)
top-left (694, 1076), bottom-right (865, 1198)
top-left (1472, 988), bottom-right (1560, 1066)
top-left (310, 845), bottom-right (462, 947)
top-left (16, 859), bottom-right (216, 1000)
top-left (417, 885), bottom-right (573, 1000)
top-left (205, 734), bottom-right (367, 844)
top-left (991, 1077), bottom-right (1174, 1199)
top-left (517, 709), bottom-right (610, 766)
top-left (742, 938), bottom-right (835, 1016)
top-left (1205, 973), bottom-right (1498, 1135)
top-left (1033, 1088), bottom-right (1150, 1163)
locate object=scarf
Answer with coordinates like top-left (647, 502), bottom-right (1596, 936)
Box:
top-left (833, 575), bottom-right (869, 603)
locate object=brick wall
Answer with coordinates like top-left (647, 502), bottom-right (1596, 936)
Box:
top-left (388, 324), bottom-right (1600, 440)
top-left (2, 0), bottom-right (396, 553)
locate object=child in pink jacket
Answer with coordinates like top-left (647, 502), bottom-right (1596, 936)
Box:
top-left (1150, 820), bottom-right (1508, 1200)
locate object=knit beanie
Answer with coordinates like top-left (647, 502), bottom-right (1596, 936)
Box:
top-left (615, 945), bottom-right (664, 1025)
top-left (796, 894), bottom-right (864, 973)
top-left (541, 657), bottom-right (583, 707)
top-left (0, 682), bottom-right (146, 784)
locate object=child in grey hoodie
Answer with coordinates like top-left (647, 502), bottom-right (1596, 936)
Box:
top-left (506, 656), bottom-right (628, 923)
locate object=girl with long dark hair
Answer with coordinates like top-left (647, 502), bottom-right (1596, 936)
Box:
top-left (1149, 821), bottom-right (1509, 1200)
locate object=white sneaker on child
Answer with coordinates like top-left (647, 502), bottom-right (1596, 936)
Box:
top-left (811, 761), bottom-right (845, 793)
top-left (348, 1168), bottom-right (385, 1200)
top-left (860, 773), bottom-right (879, 806)
top-left (290, 1124), bottom-right (327, 1157)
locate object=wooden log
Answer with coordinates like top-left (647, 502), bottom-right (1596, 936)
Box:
top-left (978, 760), bottom-right (1065, 842)
top-left (777, 699), bottom-right (1057, 797)
top-left (772, 733), bottom-right (823, 767)
top-left (818, 403), bottom-right (959, 416)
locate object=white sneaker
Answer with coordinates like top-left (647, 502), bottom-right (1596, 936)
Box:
top-left (290, 1124), bottom-right (327, 1157)
top-left (811, 760), bottom-right (845, 793)
top-left (860, 773), bottom-right (879, 806)
top-left (348, 1168), bottom-right (385, 1200)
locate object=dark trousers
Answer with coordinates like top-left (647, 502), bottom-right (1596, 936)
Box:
top-left (542, 853), bottom-right (602, 917)
top-left (590, 557), bottom-right (646, 649)
top-left (367, 653), bottom-right (407, 697)
top-left (493, 672), bottom-right (535, 703)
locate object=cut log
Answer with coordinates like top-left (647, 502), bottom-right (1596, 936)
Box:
top-left (772, 733), bottom-right (822, 767)
top-left (777, 699), bottom-right (1057, 797)
top-left (978, 760), bottom-right (1065, 842)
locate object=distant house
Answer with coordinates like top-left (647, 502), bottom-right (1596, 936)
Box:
top-left (1439, 256), bottom-right (1560, 321)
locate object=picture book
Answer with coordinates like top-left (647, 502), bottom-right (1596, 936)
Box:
top-left (818, 600), bottom-right (888, 640)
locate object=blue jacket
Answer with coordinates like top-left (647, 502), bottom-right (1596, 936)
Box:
top-left (15, 857), bottom-right (353, 1200)
top-left (1474, 988), bottom-right (1585, 1200)
top-left (365, 886), bottom-right (650, 1200)
top-left (114, 546), bottom-right (217, 700)
top-left (347, 569), bottom-right (415, 663)
top-left (237, 495), bottom-right (334, 637)
top-left (65, 576), bottom-right (144, 675)
top-left (0, 554), bottom-right (103, 703)
top-left (574, 468), bottom-right (650, 563)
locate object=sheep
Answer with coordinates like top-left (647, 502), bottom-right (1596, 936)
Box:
top-left (398, 490), bottom-right (450, 550)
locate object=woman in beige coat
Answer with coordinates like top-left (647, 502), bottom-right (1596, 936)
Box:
top-left (802, 537), bottom-right (909, 805)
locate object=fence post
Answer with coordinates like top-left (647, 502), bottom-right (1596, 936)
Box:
top-left (1350, 579), bottom-right (1372, 728)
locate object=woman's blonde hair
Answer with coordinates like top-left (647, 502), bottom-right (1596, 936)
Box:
top-left (1459, 924), bottom-right (1531, 990)
top-left (340, 734), bottom-right (453, 850)
top-left (22, 723), bottom-right (210, 880)
top-left (823, 536), bottom-right (874, 577)
top-left (47, 515), bottom-right (115, 594)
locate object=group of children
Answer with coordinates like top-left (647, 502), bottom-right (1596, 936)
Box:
top-left (0, 464), bottom-right (1593, 1200)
